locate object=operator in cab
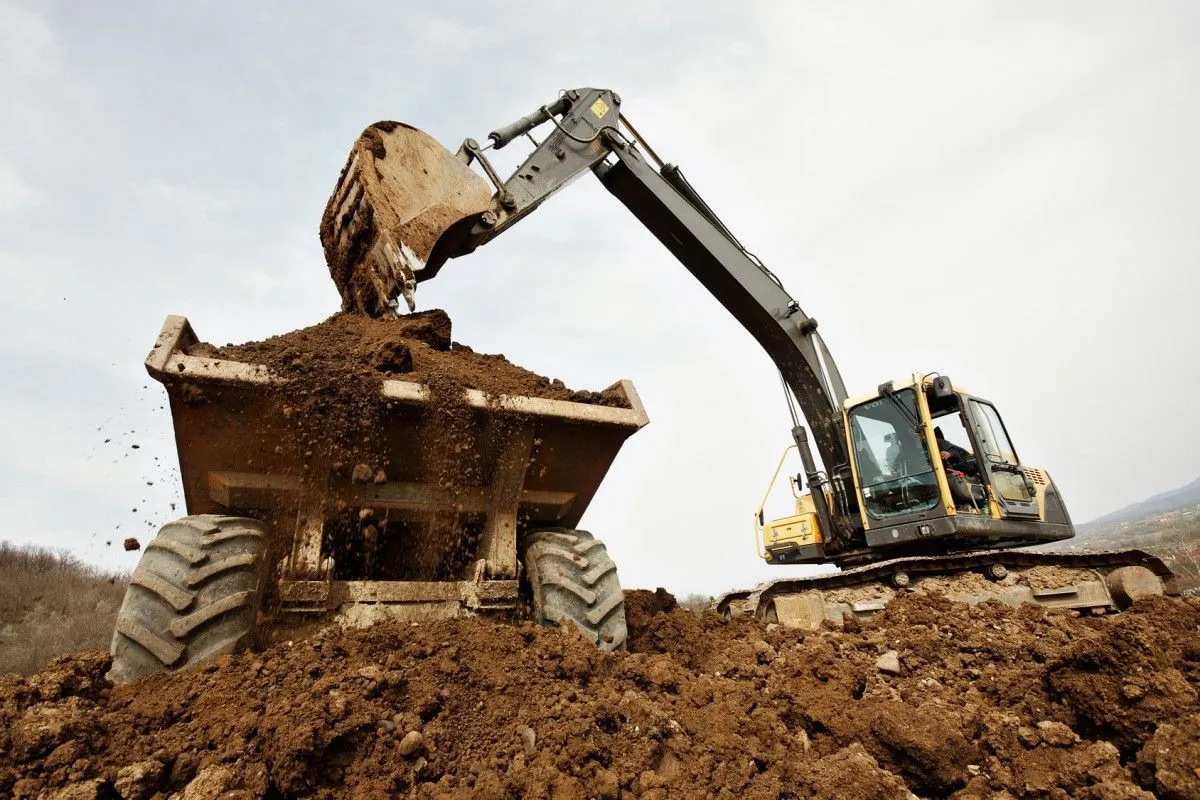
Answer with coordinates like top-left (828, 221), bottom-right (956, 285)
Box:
top-left (934, 426), bottom-right (975, 475)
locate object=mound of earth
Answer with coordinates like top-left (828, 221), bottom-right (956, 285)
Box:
top-left (178, 309), bottom-right (630, 487)
top-left (191, 309), bottom-right (628, 409)
top-left (2, 593), bottom-right (1198, 799)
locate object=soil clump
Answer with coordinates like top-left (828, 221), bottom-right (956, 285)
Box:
top-left (3, 593), bottom-right (1198, 799)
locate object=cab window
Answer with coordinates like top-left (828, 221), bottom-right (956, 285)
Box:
top-left (849, 390), bottom-right (940, 520)
top-left (969, 401), bottom-right (1019, 464)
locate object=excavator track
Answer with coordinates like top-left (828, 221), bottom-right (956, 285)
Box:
top-left (715, 548), bottom-right (1178, 630)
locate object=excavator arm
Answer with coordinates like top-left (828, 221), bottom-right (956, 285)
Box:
top-left (322, 87), bottom-right (857, 542)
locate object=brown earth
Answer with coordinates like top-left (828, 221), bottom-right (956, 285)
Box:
top-left (183, 309), bottom-right (628, 486)
top-left (3, 592), bottom-right (1199, 799)
top-left (193, 309), bottom-right (627, 409)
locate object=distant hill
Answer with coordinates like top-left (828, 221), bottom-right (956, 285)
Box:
top-left (1046, 490), bottom-right (1200, 595)
top-left (1080, 475), bottom-right (1200, 531)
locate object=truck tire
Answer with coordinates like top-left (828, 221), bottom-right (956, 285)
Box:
top-left (109, 515), bottom-right (268, 683)
top-left (523, 528), bottom-right (627, 651)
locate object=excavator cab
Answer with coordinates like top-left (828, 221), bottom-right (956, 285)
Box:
top-left (759, 373), bottom-right (1075, 566)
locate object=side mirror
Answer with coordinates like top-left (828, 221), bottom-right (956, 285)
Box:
top-left (757, 509), bottom-right (765, 526)
top-left (932, 375), bottom-right (954, 399)
top-left (794, 472), bottom-right (805, 491)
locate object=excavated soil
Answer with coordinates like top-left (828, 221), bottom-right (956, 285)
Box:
top-left (3, 593), bottom-right (1199, 799)
top-left (193, 310), bottom-right (627, 409)
top-left (183, 309), bottom-right (628, 486)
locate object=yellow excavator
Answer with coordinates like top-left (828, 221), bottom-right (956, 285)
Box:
top-left (322, 87), bottom-right (1177, 627)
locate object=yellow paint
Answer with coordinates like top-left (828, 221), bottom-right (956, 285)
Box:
top-left (591, 97), bottom-right (610, 119)
top-left (754, 446), bottom-right (825, 559)
top-left (763, 510), bottom-right (821, 548)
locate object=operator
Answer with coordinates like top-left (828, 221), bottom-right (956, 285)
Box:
top-left (934, 427), bottom-right (975, 475)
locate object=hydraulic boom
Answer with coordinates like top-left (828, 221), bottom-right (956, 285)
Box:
top-left (400, 88), bottom-right (857, 545)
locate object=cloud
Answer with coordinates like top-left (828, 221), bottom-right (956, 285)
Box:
top-left (0, 163), bottom-right (41, 211)
top-left (0, 1), bottom-right (57, 75)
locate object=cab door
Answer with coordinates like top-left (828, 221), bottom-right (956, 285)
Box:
top-left (966, 399), bottom-right (1040, 518)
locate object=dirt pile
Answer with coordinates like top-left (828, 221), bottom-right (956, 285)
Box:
top-left (3, 593), bottom-right (1199, 799)
top-left (182, 309), bottom-right (628, 482)
top-left (192, 309), bottom-right (627, 408)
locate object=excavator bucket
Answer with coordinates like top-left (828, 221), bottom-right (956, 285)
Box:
top-left (320, 122), bottom-right (494, 317)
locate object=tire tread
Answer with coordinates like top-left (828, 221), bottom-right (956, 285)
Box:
top-left (109, 515), bottom-right (267, 683)
top-left (524, 528), bottom-right (627, 652)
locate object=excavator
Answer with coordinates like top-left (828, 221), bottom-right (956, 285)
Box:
top-left (321, 87), bottom-right (1177, 628)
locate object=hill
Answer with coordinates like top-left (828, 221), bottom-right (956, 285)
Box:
top-left (0, 542), bottom-right (128, 676)
top-left (1081, 475), bottom-right (1200, 530)
top-left (1046, 504), bottom-right (1200, 595)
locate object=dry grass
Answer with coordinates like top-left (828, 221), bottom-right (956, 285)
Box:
top-left (679, 593), bottom-right (713, 616)
top-left (0, 542), bottom-right (128, 676)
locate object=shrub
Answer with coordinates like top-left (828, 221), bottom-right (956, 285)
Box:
top-left (0, 542), bottom-right (128, 676)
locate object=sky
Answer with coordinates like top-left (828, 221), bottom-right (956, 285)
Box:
top-left (1, 1), bottom-right (1197, 596)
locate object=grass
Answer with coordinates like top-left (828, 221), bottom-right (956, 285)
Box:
top-left (0, 541), bottom-right (128, 676)
top-left (680, 593), bottom-right (713, 616)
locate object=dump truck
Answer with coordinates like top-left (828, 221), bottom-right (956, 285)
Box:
top-left (319, 86), bottom-right (1178, 629)
top-left (108, 315), bottom-right (647, 682)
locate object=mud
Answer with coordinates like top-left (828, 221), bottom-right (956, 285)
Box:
top-left (3, 593), bottom-right (1198, 799)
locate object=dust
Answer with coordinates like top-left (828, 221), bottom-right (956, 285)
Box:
top-left (5, 593), bottom-right (1197, 798)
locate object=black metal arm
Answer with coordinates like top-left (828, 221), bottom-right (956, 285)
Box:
top-left (427, 87), bottom-right (857, 539)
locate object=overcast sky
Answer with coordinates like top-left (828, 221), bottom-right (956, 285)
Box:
top-left (1, 1), bottom-right (1197, 596)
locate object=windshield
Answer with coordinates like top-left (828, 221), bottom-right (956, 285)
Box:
top-left (849, 389), bottom-right (940, 520)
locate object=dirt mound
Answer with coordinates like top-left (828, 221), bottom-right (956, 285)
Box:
top-left (182, 309), bottom-right (629, 486)
top-left (3, 593), bottom-right (1198, 799)
top-left (195, 310), bottom-right (627, 409)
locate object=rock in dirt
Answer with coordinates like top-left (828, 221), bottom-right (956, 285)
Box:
top-left (876, 649), bottom-right (901, 674)
top-left (805, 743), bottom-right (914, 800)
top-left (113, 760), bottom-right (163, 800)
top-left (1136, 713), bottom-right (1200, 800)
top-left (1036, 719), bottom-right (1080, 747)
top-left (397, 730), bottom-right (425, 758)
top-left (45, 781), bottom-right (107, 800)
top-left (516, 724), bottom-right (537, 756)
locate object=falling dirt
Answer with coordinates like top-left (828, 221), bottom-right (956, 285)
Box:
top-left (3, 593), bottom-right (1198, 799)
